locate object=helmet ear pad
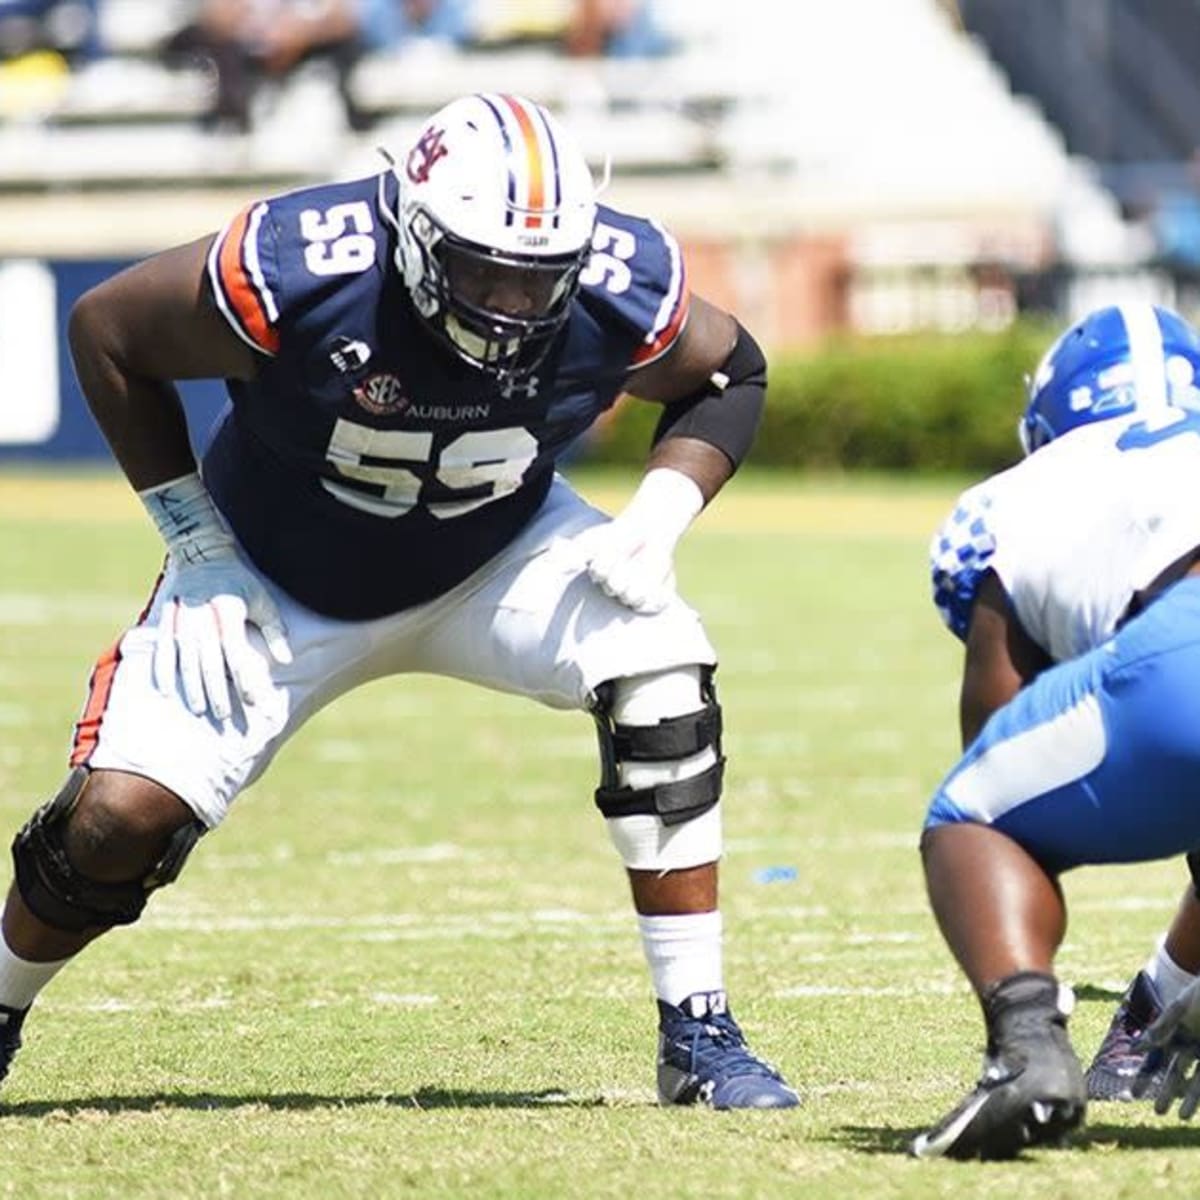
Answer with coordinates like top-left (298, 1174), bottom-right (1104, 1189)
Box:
top-left (1019, 303), bottom-right (1200, 454)
top-left (394, 207), bottom-right (441, 321)
top-left (389, 93), bottom-right (598, 378)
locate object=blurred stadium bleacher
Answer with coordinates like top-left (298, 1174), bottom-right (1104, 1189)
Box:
top-left (0, 0), bottom-right (1193, 348)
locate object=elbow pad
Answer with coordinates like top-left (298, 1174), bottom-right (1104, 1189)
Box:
top-left (652, 321), bottom-right (766, 470)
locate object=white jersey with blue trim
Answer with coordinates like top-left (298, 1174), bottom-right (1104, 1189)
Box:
top-left (930, 409), bottom-right (1200, 660)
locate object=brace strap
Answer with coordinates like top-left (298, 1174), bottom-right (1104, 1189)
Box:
top-left (12, 768), bottom-right (204, 933)
top-left (595, 758), bottom-right (725, 827)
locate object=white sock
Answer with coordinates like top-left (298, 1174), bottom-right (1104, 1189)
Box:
top-left (1145, 937), bottom-right (1197, 1007)
top-left (0, 934), bottom-right (68, 1011)
top-left (638, 910), bottom-right (723, 1007)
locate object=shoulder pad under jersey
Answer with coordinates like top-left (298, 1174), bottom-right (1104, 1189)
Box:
top-left (207, 199), bottom-right (283, 356)
top-left (581, 204), bottom-right (690, 369)
top-left (206, 177), bottom-right (383, 357)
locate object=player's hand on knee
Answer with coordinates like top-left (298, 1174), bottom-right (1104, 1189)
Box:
top-left (139, 472), bottom-right (293, 719)
top-left (556, 468), bottom-right (704, 615)
top-left (1134, 976), bottom-right (1200, 1117)
top-left (153, 555), bottom-right (293, 720)
top-left (560, 518), bottom-right (677, 614)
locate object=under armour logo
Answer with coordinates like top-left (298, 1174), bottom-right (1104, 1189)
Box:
top-left (500, 374), bottom-right (541, 402)
top-left (407, 125), bottom-right (448, 185)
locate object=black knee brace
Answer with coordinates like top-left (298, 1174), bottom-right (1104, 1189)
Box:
top-left (591, 666), bottom-right (725, 827)
top-left (11, 768), bottom-right (205, 933)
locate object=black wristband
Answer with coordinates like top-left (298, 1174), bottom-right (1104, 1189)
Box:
top-left (652, 321), bottom-right (766, 469)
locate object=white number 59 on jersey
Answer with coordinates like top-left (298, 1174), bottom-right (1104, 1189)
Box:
top-left (323, 419), bottom-right (539, 519)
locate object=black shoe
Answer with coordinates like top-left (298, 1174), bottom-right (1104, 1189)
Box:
top-left (1086, 970), bottom-right (1170, 1101)
top-left (0, 1004), bottom-right (27, 1085)
top-left (656, 991), bottom-right (799, 1109)
top-left (911, 972), bottom-right (1086, 1160)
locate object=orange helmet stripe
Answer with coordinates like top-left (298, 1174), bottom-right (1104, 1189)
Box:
top-left (499, 94), bottom-right (547, 229)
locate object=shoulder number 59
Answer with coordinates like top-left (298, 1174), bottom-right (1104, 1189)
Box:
top-left (580, 222), bottom-right (636, 295)
top-left (300, 201), bottom-right (375, 277)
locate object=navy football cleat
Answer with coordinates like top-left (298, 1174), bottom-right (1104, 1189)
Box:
top-left (0, 1004), bottom-right (27, 1086)
top-left (656, 990), bottom-right (799, 1109)
top-left (911, 973), bottom-right (1085, 1160)
top-left (1086, 970), bottom-right (1169, 1101)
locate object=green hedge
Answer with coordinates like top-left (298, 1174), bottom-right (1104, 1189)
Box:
top-left (586, 319), bottom-right (1059, 474)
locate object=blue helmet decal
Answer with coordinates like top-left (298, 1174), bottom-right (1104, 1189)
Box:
top-left (1019, 303), bottom-right (1200, 454)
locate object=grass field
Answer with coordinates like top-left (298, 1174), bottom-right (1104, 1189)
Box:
top-left (0, 466), bottom-right (1194, 1198)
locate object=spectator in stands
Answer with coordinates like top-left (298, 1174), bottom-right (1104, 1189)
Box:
top-left (164, 0), bottom-right (469, 134)
top-left (0, 0), bottom-right (101, 67)
top-left (470, 0), bottom-right (669, 57)
top-left (361, 0), bottom-right (473, 51)
top-left (163, 0), bottom-right (356, 133)
top-left (1150, 153), bottom-right (1200, 276)
top-left (563, 0), bottom-right (671, 58)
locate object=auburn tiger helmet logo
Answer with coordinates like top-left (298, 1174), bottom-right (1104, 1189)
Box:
top-left (406, 126), bottom-right (448, 185)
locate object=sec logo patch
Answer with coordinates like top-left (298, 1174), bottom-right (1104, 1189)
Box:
top-left (353, 373), bottom-right (408, 416)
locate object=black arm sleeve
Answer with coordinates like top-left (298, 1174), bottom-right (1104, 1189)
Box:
top-left (651, 321), bottom-right (766, 470)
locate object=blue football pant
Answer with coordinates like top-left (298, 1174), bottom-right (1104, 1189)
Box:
top-left (925, 577), bottom-right (1200, 874)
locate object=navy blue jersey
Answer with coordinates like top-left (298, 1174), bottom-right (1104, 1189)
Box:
top-left (204, 172), bottom-right (689, 620)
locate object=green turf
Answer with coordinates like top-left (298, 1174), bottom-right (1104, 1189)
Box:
top-left (0, 466), bottom-right (1192, 1197)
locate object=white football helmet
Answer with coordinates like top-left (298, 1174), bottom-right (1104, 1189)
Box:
top-left (387, 93), bottom-right (598, 378)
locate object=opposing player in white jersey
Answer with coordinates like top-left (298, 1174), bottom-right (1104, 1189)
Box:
top-left (911, 303), bottom-right (1200, 1159)
top-left (0, 93), bottom-right (798, 1109)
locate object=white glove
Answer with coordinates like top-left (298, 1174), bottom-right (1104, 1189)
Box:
top-left (554, 468), bottom-right (704, 614)
top-left (140, 473), bottom-right (293, 721)
top-left (1133, 973), bottom-right (1200, 1117)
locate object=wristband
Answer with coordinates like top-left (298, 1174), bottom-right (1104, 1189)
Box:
top-left (622, 468), bottom-right (704, 544)
top-left (138, 472), bottom-right (235, 566)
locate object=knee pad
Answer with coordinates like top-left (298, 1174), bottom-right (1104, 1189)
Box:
top-left (591, 665), bottom-right (724, 871)
top-left (11, 768), bottom-right (205, 933)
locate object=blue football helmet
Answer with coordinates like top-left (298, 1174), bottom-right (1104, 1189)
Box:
top-left (1019, 302), bottom-right (1200, 454)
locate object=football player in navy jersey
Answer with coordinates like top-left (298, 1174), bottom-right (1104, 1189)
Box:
top-left (910, 303), bottom-right (1200, 1159)
top-left (0, 93), bottom-right (798, 1109)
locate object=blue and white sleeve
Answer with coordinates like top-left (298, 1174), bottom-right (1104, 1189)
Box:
top-left (929, 485), bottom-right (998, 641)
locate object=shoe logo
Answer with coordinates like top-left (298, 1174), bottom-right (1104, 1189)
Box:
top-left (911, 1088), bottom-right (993, 1159)
top-left (684, 991), bottom-right (728, 1019)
